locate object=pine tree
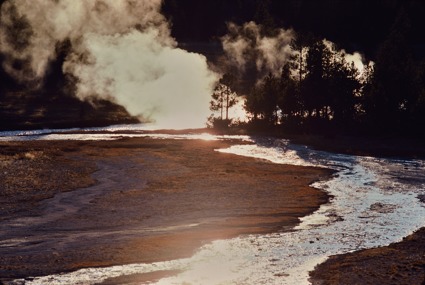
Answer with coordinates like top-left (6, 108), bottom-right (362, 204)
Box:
top-left (365, 8), bottom-right (419, 133)
top-left (209, 73), bottom-right (238, 128)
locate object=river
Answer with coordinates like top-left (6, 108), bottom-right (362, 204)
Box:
top-left (2, 125), bottom-right (425, 285)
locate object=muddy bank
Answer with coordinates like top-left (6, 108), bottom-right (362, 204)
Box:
top-left (293, 134), bottom-right (425, 285)
top-left (310, 227), bottom-right (425, 285)
top-left (0, 138), bottom-right (331, 280)
top-left (0, 143), bottom-right (96, 220)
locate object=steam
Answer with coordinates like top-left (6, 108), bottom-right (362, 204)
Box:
top-left (221, 21), bottom-right (295, 77)
top-left (221, 22), bottom-right (368, 84)
top-left (64, 30), bottom-right (216, 128)
top-left (0, 0), bottom-right (218, 129)
top-left (322, 39), bottom-right (366, 73)
top-left (344, 52), bottom-right (366, 72)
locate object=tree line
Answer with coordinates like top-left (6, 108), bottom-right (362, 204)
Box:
top-left (210, 10), bottom-right (425, 138)
top-left (163, 0), bottom-right (425, 61)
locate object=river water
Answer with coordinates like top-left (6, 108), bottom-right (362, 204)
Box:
top-left (2, 125), bottom-right (425, 285)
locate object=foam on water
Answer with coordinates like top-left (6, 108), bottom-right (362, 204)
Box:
top-left (5, 129), bottom-right (425, 285)
top-left (0, 124), bottom-right (250, 142)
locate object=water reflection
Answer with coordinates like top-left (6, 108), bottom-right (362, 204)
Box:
top-left (5, 129), bottom-right (425, 285)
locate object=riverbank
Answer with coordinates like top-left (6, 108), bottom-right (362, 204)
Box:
top-left (0, 137), bottom-right (330, 282)
top-left (228, 128), bottom-right (425, 285)
top-left (310, 227), bottom-right (425, 284)
top-left (282, 134), bottom-right (425, 285)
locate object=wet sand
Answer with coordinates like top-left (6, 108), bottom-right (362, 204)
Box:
top-left (0, 138), bottom-right (330, 282)
top-left (310, 227), bottom-right (425, 285)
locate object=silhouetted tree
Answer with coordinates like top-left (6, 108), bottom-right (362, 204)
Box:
top-left (290, 33), bottom-right (312, 98)
top-left (245, 73), bottom-right (279, 126)
top-left (277, 63), bottom-right (298, 120)
top-left (410, 61), bottom-right (425, 136)
top-left (302, 39), bottom-right (333, 120)
top-left (364, 9), bottom-right (419, 133)
top-left (280, 39), bottom-right (363, 132)
top-left (327, 52), bottom-right (362, 127)
top-left (261, 73), bottom-right (280, 124)
top-left (244, 85), bottom-right (262, 121)
top-left (209, 73), bottom-right (238, 128)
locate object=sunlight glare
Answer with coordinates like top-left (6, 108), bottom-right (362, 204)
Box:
top-left (229, 97), bottom-right (248, 123)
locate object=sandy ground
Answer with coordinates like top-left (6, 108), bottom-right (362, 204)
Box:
top-left (310, 227), bottom-right (425, 285)
top-left (3, 136), bottom-right (424, 284)
top-left (0, 138), bottom-right (330, 282)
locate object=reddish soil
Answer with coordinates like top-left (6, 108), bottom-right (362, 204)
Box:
top-left (0, 138), bottom-right (331, 281)
top-left (310, 227), bottom-right (425, 285)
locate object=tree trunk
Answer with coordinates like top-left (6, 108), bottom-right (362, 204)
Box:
top-left (220, 96), bottom-right (224, 120)
top-left (226, 92), bottom-right (229, 120)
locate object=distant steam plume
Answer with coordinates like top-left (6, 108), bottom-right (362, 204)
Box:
top-left (322, 39), bottom-right (366, 73)
top-left (0, 0), bottom-right (218, 129)
top-left (221, 21), bottom-right (295, 78)
top-left (221, 22), bottom-right (368, 86)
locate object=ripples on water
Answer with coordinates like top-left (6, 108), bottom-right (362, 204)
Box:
top-left (2, 126), bottom-right (425, 285)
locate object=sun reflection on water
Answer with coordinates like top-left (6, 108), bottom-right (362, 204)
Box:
top-left (6, 130), bottom-right (425, 285)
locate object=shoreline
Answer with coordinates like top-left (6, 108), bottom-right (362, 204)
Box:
top-left (2, 124), bottom-right (425, 159)
top-left (1, 132), bottom-right (423, 284)
top-left (289, 134), bottom-right (425, 284)
top-left (310, 227), bottom-right (425, 284)
top-left (0, 137), bottom-right (331, 281)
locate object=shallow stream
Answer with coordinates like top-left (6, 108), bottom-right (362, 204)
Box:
top-left (2, 126), bottom-right (425, 285)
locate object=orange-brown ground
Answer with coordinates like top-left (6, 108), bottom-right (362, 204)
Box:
top-left (310, 228), bottom-right (425, 285)
top-left (0, 138), bottom-right (330, 281)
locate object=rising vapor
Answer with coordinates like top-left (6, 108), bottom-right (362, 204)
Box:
top-left (322, 39), bottom-right (366, 73)
top-left (221, 21), bottom-right (295, 77)
top-left (221, 22), bottom-right (368, 84)
top-left (0, 0), bottom-right (218, 129)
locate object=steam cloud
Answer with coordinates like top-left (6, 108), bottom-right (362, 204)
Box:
top-left (0, 0), bottom-right (218, 129)
top-left (221, 21), bottom-right (295, 77)
top-left (322, 39), bottom-right (366, 73)
top-left (221, 22), bottom-right (367, 82)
